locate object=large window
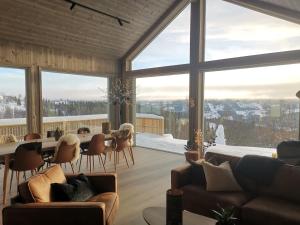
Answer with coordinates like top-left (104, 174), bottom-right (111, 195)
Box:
top-left (206, 0), bottom-right (300, 60)
top-left (42, 71), bottom-right (108, 135)
top-left (204, 64), bottom-right (300, 148)
top-left (132, 5), bottom-right (190, 70)
top-left (0, 67), bottom-right (27, 139)
top-left (136, 74), bottom-right (189, 152)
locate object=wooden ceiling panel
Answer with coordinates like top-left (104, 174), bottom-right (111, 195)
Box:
top-left (0, 0), bottom-right (176, 59)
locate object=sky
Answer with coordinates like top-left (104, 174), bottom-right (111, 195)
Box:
top-left (135, 0), bottom-right (300, 100)
top-left (0, 0), bottom-right (299, 101)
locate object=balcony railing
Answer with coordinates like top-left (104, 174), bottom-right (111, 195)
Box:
top-left (0, 113), bottom-right (164, 139)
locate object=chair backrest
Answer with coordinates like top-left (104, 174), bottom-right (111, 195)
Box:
top-left (277, 141), bottom-right (300, 165)
top-left (87, 134), bottom-right (106, 155)
top-left (24, 133), bottom-right (41, 141)
top-left (77, 127), bottom-right (91, 134)
top-left (13, 142), bottom-right (44, 171)
top-left (113, 130), bottom-right (131, 152)
top-left (47, 130), bottom-right (56, 138)
top-left (54, 141), bottom-right (77, 163)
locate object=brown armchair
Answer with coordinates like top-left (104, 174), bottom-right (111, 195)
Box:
top-left (3, 165), bottom-right (119, 225)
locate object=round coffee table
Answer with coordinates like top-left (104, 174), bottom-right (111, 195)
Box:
top-left (143, 207), bottom-right (216, 225)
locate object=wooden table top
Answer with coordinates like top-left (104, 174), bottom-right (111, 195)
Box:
top-left (0, 133), bottom-right (113, 157)
top-left (143, 207), bottom-right (216, 225)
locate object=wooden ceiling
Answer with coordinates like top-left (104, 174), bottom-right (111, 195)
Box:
top-left (0, 0), bottom-right (176, 59)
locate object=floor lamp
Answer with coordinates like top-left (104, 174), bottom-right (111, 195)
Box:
top-left (296, 91), bottom-right (300, 140)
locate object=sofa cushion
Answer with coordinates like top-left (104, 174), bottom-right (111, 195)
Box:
top-left (88, 192), bottom-right (119, 225)
top-left (258, 164), bottom-right (300, 203)
top-left (242, 196), bottom-right (300, 225)
top-left (182, 184), bottom-right (252, 218)
top-left (20, 165), bottom-right (66, 203)
top-left (51, 174), bottom-right (96, 202)
top-left (43, 164), bottom-right (66, 184)
top-left (202, 161), bottom-right (242, 192)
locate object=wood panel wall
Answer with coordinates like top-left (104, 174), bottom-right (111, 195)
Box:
top-left (0, 39), bottom-right (120, 134)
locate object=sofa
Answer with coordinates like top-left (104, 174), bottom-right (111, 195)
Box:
top-left (3, 165), bottom-right (119, 225)
top-left (171, 152), bottom-right (300, 225)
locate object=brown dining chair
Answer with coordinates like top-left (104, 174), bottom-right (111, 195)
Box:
top-left (9, 142), bottom-right (44, 191)
top-left (79, 134), bottom-right (106, 173)
top-left (45, 134), bottom-right (80, 174)
top-left (24, 133), bottom-right (41, 141)
top-left (77, 127), bottom-right (91, 152)
top-left (108, 130), bottom-right (132, 171)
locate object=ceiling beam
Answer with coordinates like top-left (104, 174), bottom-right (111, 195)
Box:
top-left (224, 0), bottom-right (300, 24)
top-left (122, 0), bottom-right (190, 65)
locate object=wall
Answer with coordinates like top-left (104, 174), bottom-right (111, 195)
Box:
top-left (0, 39), bottom-right (120, 134)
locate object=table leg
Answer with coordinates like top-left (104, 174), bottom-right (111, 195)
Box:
top-left (3, 155), bottom-right (10, 205)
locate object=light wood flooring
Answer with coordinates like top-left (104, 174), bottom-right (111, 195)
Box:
top-left (0, 147), bottom-right (185, 225)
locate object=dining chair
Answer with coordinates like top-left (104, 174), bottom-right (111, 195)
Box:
top-left (119, 123), bottom-right (135, 165)
top-left (77, 127), bottom-right (91, 152)
top-left (108, 130), bottom-right (132, 171)
top-left (78, 134), bottom-right (106, 173)
top-left (45, 134), bottom-right (80, 174)
top-left (9, 142), bottom-right (44, 192)
top-left (24, 133), bottom-right (41, 141)
top-left (0, 134), bottom-right (17, 144)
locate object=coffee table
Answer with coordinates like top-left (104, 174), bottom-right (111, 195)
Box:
top-left (143, 207), bottom-right (216, 225)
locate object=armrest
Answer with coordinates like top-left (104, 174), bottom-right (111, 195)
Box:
top-left (3, 202), bottom-right (105, 225)
top-left (171, 165), bottom-right (193, 189)
top-left (67, 173), bottom-right (117, 193)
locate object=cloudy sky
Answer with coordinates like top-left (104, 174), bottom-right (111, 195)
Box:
top-left (0, 0), bottom-right (299, 101)
top-left (135, 0), bottom-right (300, 100)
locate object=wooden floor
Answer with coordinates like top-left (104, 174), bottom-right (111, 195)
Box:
top-left (0, 147), bottom-right (185, 225)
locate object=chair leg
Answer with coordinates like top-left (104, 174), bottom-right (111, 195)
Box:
top-left (9, 170), bottom-right (14, 192)
top-left (114, 151), bottom-right (117, 172)
top-left (78, 154), bottom-right (83, 172)
top-left (104, 153), bottom-right (107, 165)
top-left (86, 155), bottom-right (89, 169)
top-left (16, 172), bottom-right (20, 186)
top-left (23, 171), bottom-right (27, 180)
top-left (122, 150), bottom-right (130, 168)
top-left (89, 156), bottom-right (92, 173)
top-left (98, 155), bottom-right (106, 173)
top-left (70, 162), bottom-right (75, 174)
top-left (128, 146), bottom-right (135, 165)
top-left (92, 156), bottom-right (95, 171)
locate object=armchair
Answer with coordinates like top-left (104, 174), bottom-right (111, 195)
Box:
top-left (3, 165), bottom-right (119, 225)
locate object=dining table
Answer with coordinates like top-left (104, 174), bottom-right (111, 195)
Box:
top-left (0, 133), bottom-right (114, 205)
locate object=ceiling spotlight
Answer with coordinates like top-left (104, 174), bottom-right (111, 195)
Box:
top-left (117, 18), bottom-right (123, 26)
top-left (70, 3), bottom-right (76, 10)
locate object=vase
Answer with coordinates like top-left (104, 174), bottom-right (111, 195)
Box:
top-left (184, 151), bottom-right (199, 161)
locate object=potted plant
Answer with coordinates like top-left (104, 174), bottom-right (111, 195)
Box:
top-left (212, 205), bottom-right (237, 225)
top-left (184, 129), bottom-right (204, 161)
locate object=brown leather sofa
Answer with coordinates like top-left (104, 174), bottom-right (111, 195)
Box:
top-left (172, 153), bottom-right (300, 225)
top-left (3, 165), bottom-right (119, 225)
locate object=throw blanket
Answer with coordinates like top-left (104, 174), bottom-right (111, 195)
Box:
top-left (53, 134), bottom-right (80, 163)
top-left (0, 134), bottom-right (17, 144)
top-left (235, 155), bottom-right (284, 186)
top-left (119, 123), bottom-right (134, 146)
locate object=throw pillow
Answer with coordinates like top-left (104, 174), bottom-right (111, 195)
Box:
top-left (51, 174), bottom-right (96, 201)
top-left (202, 160), bottom-right (242, 192)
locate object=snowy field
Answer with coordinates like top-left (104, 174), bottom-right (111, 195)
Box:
top-left (136, 132), bottom-right (276, 158)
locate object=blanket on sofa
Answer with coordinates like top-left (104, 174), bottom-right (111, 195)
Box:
top-left (235, 155), bottom-right (283, 186)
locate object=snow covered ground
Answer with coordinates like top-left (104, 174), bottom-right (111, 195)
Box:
top-left (136, 132), bottom-right (276, 158)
